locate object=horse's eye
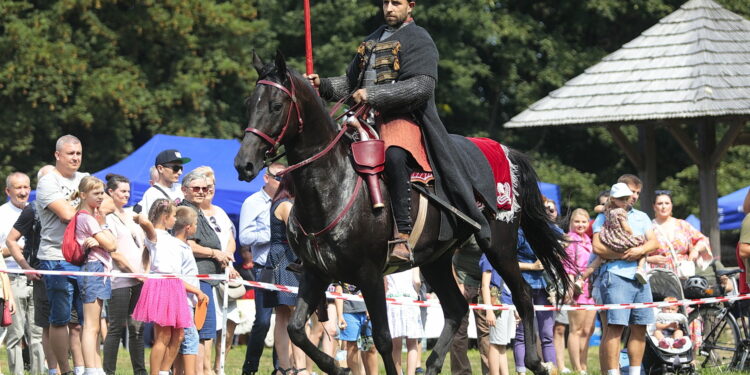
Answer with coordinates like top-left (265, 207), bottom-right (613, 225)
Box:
top-left (271, 102), bottom-right (283, 112)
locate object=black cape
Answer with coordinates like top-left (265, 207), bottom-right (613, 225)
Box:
top-left (344, 22), bottom-right (497, 242)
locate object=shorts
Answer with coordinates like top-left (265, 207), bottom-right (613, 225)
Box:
top-left (33, 280), bottom-right (50, 327)
top-left (601, 271), bottom-right (655, 326)
top-left (340, 312), bottom-right (371, 342)
top-left (40, 260), bottom-right (84, 326)
top-left (489, 310), bottom-right (516, 346)
top-left (555, 310), bottom-right (569, 325)
top-left (180, 326), bottom-right (200, 355)
top-left (78, 260), bottom-right (112, 304)
top-left (197, 282), bottom-right (217, 340)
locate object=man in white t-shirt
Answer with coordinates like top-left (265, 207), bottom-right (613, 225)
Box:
top-left (36, 135), bottom-right (89, 375)
top-left (137, 149), bottom-right (191, 216)
top-left (1, 172), bottom-right (45, 375)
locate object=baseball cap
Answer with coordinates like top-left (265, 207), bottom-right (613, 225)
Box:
top-left (155, 149), bottom-right (191, 166)
top-left (610, 182), bottom-right (633, 198)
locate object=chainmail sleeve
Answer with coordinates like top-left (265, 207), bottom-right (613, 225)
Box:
top-left (319, 76), bottom-right (352, 102)
top-left (366, 75), bottom-right (435, 114)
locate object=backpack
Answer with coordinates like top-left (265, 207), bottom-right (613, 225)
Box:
top-left (62, 210), bottom-right (90, 266)
top-left (23, 204), bottom-right (43, 268)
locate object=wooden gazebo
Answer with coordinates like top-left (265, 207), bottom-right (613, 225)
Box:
top-left (504, 0), bottom-right (750, 254)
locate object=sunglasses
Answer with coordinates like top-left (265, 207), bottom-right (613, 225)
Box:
top-left (209, 216), bottom-right (221, 233)
top-left (162, 164), bottom-right (183, 173)
top-left (545, 205), bottom-right (556, 213)
top-left (190, 186), bottom-right (210, 193)
top-left (655, 190), bottom-right (672, 196)
top-left (267, 172), bottom-right (282, 181)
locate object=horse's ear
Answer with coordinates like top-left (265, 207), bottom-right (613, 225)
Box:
top-left (274, 49), bottom-right (287, 76)
top-left (252, 50), bottom-right (264, 74)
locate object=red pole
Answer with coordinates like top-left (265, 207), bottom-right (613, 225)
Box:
top-left (304, 0), bottom-right (314, 75)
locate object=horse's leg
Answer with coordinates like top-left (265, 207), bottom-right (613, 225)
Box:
top-left (420, 249), bottom-right (469, 375)
top-left (483, 219), bottom-right (550, 375)
top-left (359, 273), bottom-right (399, 375)
top-left (287, 271), bottom-right (348, 375)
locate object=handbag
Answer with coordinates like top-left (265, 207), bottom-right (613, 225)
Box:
top-left (656, 226), bottom-right (696, 279)
top-left (478, 286), bottom-right (503, 316)
top-left (0, 272), bottom-right (12, 327)
top-left (1, 299), bottom-right (12, 327)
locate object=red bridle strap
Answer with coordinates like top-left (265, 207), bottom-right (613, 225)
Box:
top-left (293, 175), bottom-right (364, 251)
top-left (244, 75), bottom-right (304, 156)
top-left (277, 123), bottom-right (350, 177)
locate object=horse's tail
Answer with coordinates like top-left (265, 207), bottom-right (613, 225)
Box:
top-left (508, 148), bottom-right (571, 305)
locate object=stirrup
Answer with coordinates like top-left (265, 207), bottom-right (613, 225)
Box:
top-left (388, 237), bottom-right (413, 264)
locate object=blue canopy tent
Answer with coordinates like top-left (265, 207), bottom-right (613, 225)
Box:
top-left (92, 134), bottom-right (265, 226)
top-left (718, 186), bottom-right (749, 230)
top-left (539, 182), bottom-right (561, 212)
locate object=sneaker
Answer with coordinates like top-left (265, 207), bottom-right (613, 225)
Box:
top-left (658, 338), bottom-right (670, 349)
top-left (561, 368), bottom-right (572, 374)
top-left (635, 270), bottom-right (648, 284)
top-left (672, 337), bottom-right (687, 349)
top-left (415, 368), bottom-right (425, 374)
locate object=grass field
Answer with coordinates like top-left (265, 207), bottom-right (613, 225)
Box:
top-left (0, 344), bottom-right (746, 374)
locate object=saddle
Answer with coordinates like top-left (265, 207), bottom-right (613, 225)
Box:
top-left (348, 111), bottom-right (433, 209)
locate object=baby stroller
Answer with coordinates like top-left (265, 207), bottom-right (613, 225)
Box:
top-left (642, 268), bottom-right (696, 374)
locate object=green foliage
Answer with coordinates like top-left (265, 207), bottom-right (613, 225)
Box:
top-left (661, 145), bottom-right (750, 218)
top-left (0, 0), bottom-right (271, 180)
top-left (529, 151), bottom-right (609, 216)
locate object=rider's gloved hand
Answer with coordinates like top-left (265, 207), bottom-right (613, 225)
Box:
top-left (304, 74), bottom-right (320, 88)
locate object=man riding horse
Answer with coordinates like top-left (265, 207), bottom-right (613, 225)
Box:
top-left (306, 0), bottom-right (496, 261)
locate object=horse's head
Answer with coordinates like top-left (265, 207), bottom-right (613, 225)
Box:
top-left (234, 50), bottom-right (303, 181)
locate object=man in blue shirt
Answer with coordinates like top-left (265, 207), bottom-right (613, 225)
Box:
top-left (592, 175), bottom-right (659, 375)
top-left (239, 162), bottom-right (284, 375)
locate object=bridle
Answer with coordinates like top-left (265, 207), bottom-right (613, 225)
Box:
top-left (244, 73), bottom-right (368, 176)
top-left (243, 72), bottom-right (371, 258)
top-left (244, 73), bottom-right (304, 159)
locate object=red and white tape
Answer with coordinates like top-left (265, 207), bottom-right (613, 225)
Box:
top-left (3, 267), bottom-right (747, 312)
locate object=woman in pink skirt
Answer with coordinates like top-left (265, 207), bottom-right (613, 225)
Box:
top-left (132, 199), bottom-right (205, 375)
top-left (564, 208), bottom-right (597, 373)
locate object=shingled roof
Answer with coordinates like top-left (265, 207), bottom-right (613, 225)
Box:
top-left (504, 0), bottom-right (750, 128)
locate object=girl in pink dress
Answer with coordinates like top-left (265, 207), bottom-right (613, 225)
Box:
top-left (564, 208), bottom-right (596, 373)
top-left (131, 199), bottom-right (206, 375)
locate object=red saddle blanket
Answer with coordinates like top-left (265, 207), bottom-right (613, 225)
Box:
top-left (467, 137), bottom-right (513, 211)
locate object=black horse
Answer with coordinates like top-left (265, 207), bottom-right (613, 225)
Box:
top-left (234, 52), bottom-right (569, 375)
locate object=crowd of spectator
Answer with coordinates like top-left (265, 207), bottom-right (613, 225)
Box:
top-left (1, 135), bottom-right (748, 375)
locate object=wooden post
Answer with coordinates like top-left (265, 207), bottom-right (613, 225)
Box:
top-left (638, 125), bottom-right (657, 216)
top-left (697, 122), bottom-right (720, 257)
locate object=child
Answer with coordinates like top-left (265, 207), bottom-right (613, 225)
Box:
top-left (650, 297), bottom-right (688, 349)
top-left (479, 253), bottom-right (516, 375)
top-left (170, 206), bottom-right (202, 375)
top-left (335, 283), bottom-right (378, 375)
top-left (72, 176), bottom-right (118, 375)
top-left (595, 183), bottom-right (648, 284)
top-left (384, 268), bottom-right (423, 375)
top-left (132, 199), bottom-right (207, 375)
